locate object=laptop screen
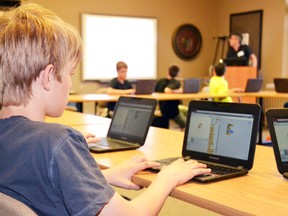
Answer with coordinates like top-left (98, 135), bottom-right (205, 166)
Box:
top-left (272, 118), bottom-right (288, 163)
top-left (186, 110), bottom-right (254, 160)
top-left (182, 101), bottom-right (260, 170)
top-left (108, 98), bottom-right (156, 143)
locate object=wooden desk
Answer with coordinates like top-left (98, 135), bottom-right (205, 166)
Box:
top-left (69, 123), bottom-right (288, 216)
top-left (45, 110), bottom-right (110, 126)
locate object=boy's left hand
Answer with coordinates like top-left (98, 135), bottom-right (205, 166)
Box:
top-left (102, 154), bottom-right (160, 190)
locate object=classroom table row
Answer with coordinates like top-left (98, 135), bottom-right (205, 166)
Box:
top-left (68, 90), bottom-right (288, 144)
top-left (68, 90), bottom-right (288, 103)
top-left (46, 111), bottom-right (288, 216)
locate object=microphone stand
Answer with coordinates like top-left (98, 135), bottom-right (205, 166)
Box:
top-left (213, 36), bottom-right (227, 65)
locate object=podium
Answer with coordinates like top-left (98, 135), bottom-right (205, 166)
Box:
top-left (225, 66), bottom-right (257, 103)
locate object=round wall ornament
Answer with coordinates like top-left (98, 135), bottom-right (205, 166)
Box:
top-left (172, 24), bottom-right (202, 60)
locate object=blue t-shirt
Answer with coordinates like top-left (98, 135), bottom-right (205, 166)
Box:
top-left (0, 116), bottom-right (114, 216)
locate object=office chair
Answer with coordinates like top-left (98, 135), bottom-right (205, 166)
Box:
top-left (0, 192), bottom-right (37, 216)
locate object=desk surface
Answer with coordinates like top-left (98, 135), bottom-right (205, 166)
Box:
top-left (68, 91), bottom-right (288, 103)
top-left (45, 110), bottom-right (110, 126)
top-left (70, 123), bottom-right (288, 216)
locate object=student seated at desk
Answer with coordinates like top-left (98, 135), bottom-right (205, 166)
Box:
top-left (106, 61), bottom-right (135, 117)
top-left (0, 4), bottom-right (210, 215)
top-left (154, 65), bottom-right (186, 130)
top-left (209, 62), bottom-right (242, 102)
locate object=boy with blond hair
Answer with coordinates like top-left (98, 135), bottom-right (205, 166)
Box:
top-left (0, 4), bottom-right (210, 215)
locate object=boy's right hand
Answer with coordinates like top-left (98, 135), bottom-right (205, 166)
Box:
top-left (157, 158), bottom-right (211, 187)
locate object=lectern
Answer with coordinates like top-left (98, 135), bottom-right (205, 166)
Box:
top-left (225, 66), bottom-right (257, 103)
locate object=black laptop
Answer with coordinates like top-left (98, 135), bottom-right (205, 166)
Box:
top-left (89, 96), bottom-right (157, 153)
top-left (135, 79), bottom-right (156, 95)
top-left (245, 78), bottom-right (263, 92)
top-left (266, 108), bottom-right (288, 179)
top-left (223, 58), bottom-right (248, 66)
top-left (183, 78), bottom-right (201, 93)
top-left (273, 78), bottom-right (288, 93)
top-left (149, 100), bottom-right (261, 183)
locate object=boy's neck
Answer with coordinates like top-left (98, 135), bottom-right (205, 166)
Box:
top-left (0, 105), bottom-right (45, 121)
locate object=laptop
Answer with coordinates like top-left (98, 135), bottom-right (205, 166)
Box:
top-left (135, 79), bottom-right (156, 95)
top-left (273, 78), bottom-right (288, 93)
top-left (223, 58), bottom-right (248, 66)
top-left (89, 96), bottom-right (157, 153)
top-left (266, 109), bottom-right (288, 179)
top-left (183, 78), bottom-right (201, 93)
top-left (149, 100), bottom-right (261, 183)
top-left (245, 78), bottom-right (263, 92)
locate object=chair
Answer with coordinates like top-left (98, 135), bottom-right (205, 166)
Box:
top-left (0, 192), bottom-right (36, 216)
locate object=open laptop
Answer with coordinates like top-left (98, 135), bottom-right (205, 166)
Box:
top-left (273, 78), bottom-right (288, 93)
top-left (149, 100), bottom-right (261, 183)
top-left (135, 79), bottom-right (156, 95)
top-left (244, 78), bottom-right (263, 92)
top-left (89, 96), bottom-right (157, 153)
top-left (183, 78), bottom-right (201, 93)
top-left (223, 58), bottom-right (248, 66)
top-left (266, 109), bottom-right (288, 179)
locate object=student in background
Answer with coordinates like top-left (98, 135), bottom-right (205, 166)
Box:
top-left (106, 61), bottom-right (135, 116)
top-left (209, 62), bottom-right (234, 102)
top-left (155, 65), bottom-right (186, 130)
top-left (0, 4), bottom-right (210, 215)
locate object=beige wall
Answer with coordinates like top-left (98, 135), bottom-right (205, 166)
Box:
top-left (23, 0), bottom-right (286, 92)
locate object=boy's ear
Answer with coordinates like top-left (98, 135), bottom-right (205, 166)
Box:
top-left (40, 64), bottom-right (54, 90)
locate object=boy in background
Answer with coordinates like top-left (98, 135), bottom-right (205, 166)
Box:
top-left (209, 62), bottom-right (233, 102)
top-left (155, 65), bottom-right (186, 130)
top-left (106, 61), bottom-right (135, 116)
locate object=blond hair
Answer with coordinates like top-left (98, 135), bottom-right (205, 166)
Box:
top-left (0, 3), bottom-right (82, 107)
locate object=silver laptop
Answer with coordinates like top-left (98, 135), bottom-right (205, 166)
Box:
top-left (149, 100), bottom-right (261, 183)
top-left (183, 78), bottom-right (201, 93)
top-left (135, 79), bottom-right (156, 95)
top-left (245, 78), bottom-right (263, 92)
top-left (89, 96), bottom-right (157, 153)
top-left (266, 108), bottom-right (288, 179)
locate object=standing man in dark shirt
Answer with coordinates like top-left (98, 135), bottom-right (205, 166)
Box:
top-left (106, 61), bottom-right (135, 115)
top-left (155, 65), bottom-right (186, 130)
top-left (226, 33), bottom-right (257, 68)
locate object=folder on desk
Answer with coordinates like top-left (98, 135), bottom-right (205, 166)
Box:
top-left (89, 96), bottom-right (157, 153)
top-left (149, 100), bottom-right (261, 183)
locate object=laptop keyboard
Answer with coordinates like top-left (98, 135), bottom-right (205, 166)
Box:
top-left (155, 157), bottom-right (241, 175)
top-left (205, 163), bottom-right (240, 175)
top-left (97, 139), bottom-right (137, 149)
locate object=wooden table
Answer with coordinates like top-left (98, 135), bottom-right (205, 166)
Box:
top-left (67, 123), bottom-right (288, 216)
top-left (45, 110), bottom-right (110, 126)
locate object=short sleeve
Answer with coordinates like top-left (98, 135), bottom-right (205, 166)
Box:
top-left (167, 80), bottom-right (181, 90)
top-left (50, 129), bottom-right (114, 216)
top-left (109, 78), bottom-right (118, 88)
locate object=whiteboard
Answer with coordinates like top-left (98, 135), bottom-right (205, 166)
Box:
top-left (81, 14), bottom-right (157, 81)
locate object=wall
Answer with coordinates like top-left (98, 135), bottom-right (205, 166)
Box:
top-left (214, 0), bottom-right (286, 86)
top-left (23, 0), bottom-right (286, 92)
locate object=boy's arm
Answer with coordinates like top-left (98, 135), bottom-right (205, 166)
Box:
top-left (106, 87), bottom-right (135, 95)
top-left (99, 159), bottom-right (210, 216)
